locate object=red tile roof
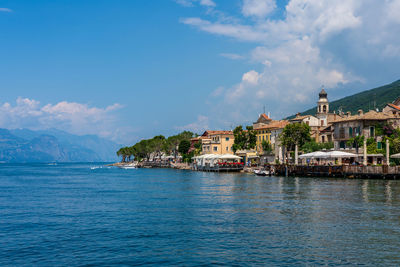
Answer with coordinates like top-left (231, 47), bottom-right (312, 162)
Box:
top-left (261, 113), bottom-right (272, 121)
top-left (332, 110), bottom-right (398, 123)
top-left (255, 120), bottom-right (289, 130)
top-left (388, 103), bottom-right (400, 111)
top-left (201, 130), bottom-right (233, 136)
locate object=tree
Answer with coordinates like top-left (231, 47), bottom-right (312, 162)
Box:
top-left (151, 135), bottom-right (166, 159)
top-left (302, 139), bottom-right (334, 153)
top-left (280, 123), bottom-right (311, 152)
top-left (346, 135), bottom-right (364, 154)
top-left (178, 139), bottom-right (190, 155)
top-left (233, 125), bottom-right (257, 152)
top-left (117, 147), bottom-right (128, 162)
top-left (117, 131), bottom-right (196, 162)
top-left (261, 140), bottom-right (272, 153)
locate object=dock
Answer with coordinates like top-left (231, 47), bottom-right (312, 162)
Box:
top-left (274, 165), bottom-right (400, 179)
top-left (192, 163), bottom-right (244, 172)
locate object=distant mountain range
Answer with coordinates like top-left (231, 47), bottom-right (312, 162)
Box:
top-left (293, 79), bottom-right (400, 117)
top-left (0, 128), bottom-right (120, 163)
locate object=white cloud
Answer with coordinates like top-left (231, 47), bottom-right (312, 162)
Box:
top-left (181, 17), bottom-right (268, 42)
top-left (242, 0), bottom-right (276, 18)
top-left (386, 0), bottom-right (400, 24)
top-left (200, 0), bottom-right (216, 7)
top-left (0, 98), bottom-right (126, 141)
top-left (219, 53), bottom-right (244, 60)
top-left (0, 8), bottom-right (12, 12)
top-left (211, 86), bottom-right (224, 97)
top-left (176, 115), bottom-right (209, 133)
top-left (176, 0), bottom-right (215, 7)
top-left (180, 0), bottom-right (400, 121)
top-left (242, 70), bottom-right (259, 85)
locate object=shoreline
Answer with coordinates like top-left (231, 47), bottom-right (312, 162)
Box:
top-left (110, 161), bottom-right (400, 179)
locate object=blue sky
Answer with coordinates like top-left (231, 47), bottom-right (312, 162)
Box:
top-left (1, 0), bottom-right (400, 144)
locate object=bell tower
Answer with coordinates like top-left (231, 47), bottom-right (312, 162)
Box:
top-left (317, 87), bottom-right (329, 115)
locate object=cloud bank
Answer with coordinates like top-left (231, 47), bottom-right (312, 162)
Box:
top-left (0, 97), bottom-right (131, 142)
top-left (180, 0), bottom-right (400, 123)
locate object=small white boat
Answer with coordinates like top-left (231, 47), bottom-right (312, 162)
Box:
top-left (121, 163), bottom-right (137, 169)
top-left (254, 169), bottom-right (269, 176)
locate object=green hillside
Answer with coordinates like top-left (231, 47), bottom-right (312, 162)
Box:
top-left (294, 79), bottom-right (400, 117)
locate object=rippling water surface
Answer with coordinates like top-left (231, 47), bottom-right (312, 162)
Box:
top-left (1, 163), bottom-right (400, 266)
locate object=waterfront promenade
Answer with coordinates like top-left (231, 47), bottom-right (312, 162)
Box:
top-left (275, 165), bottom-right (400, 179)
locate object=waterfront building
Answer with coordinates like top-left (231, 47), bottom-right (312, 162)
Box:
top-left (291, 88), bottom-right (341, 143)
top-left (200, 130), bottom-right (234, 155)
top-left (383, 97), bottom-right (400, 115)
top-left (254, 120), bottom-right (289, 164)
top-left (331, 110), bottom-right (400, 164)
top-left (289, 113), bottom-right (320, 140)
top-left (253, 113), bottom-right (272, 129)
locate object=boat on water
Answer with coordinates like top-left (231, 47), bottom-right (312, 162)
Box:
top-left (254, 167), bottom-right (275, 176)
top-left (254, 169), bottom-right (269, 176)
top-left (120, 163), bottom-right (137, 169)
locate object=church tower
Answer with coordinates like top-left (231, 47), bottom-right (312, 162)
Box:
top-left (316, 88), bottom-right (329, 128)
top-left (317, 88), bottom-right (329, 115)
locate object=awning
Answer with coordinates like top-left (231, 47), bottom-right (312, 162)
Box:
top-left (219, 154), bottom-right (242, 160)
top-left (390, 153), bottom-right (400, 159)
top-left (325, 151), bottom-right (358, 158)
top-left (299, 151), bottom-right (328, 159)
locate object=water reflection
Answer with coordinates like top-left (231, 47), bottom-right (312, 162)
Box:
top-left (2, 165), bottom-right (400, 266)
top-left (385, 181), bottom-right (392, 204)
top-left (362, 179), bottom-right (369, 203)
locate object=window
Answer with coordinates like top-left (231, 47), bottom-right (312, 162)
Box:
top-left (225, 137), bottom-right (229, 141)
top-left (322, 136), bottom-right (325, 143)
top-left (377, 142), bottom-right (382, 149)
top-left (306, 121), bottom-right (309, 125)
top-left (262, 136), bottom-right (265, 141)
top-left (213, 146), bottom-right (218, 151)
top-left (319, 106), bottom-right (321, 113)
top-left (259, 136), bottom-right (261, 141)
top-left (323, 105), bottom-right (327, 112)
top-left (340, 141), bottom-right (346, 149)
top-left (230, 146), bottom-right (233, 151)
top-left (226, 146), bottom-right (228, 151)
top-left (349, 127), bottom-right (353, 138)
top-left (339, 128), bottom-right (345, 139)
top-left (370, 126), bottom-right (375, 137)
top-left (321, 120), bottom-right (324, 126)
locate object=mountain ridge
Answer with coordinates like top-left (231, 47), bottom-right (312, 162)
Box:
top-left (0, 128), bottom-right (120, 163)
top-left (290, 79), bottom-right (400, 118)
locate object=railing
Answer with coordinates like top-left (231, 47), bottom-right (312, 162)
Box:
top-left (274, 164), bottom-right (400, 178)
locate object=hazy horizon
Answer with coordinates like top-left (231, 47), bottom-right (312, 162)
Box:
top-left (1, 0), bottom-right (400, 145)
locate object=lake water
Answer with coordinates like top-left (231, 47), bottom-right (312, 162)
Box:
top-left (0, 163), bottom-right (399, 266)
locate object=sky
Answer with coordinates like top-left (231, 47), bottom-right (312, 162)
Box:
top-left (1, 0), bottom-right (400, 145)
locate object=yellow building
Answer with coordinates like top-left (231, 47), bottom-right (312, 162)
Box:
top-left (200, 130), bottom-right (234, 155)
top-left (254, 120), bottom-right (289, 155)
top-left (255, 127), bottom-right (272, 154)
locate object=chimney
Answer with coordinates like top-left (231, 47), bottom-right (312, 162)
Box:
top-left (346, 112), bottom-right (351, 117)
top-left (358, 109), bottom-right (363, 116)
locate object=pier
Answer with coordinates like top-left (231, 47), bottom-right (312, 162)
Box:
top-left (274, 165), bottom-right (400, 179)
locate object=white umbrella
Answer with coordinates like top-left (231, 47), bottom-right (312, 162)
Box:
top-left (219, 154), bottom-right (242, 160)
top-left (390, 153), bottom-right (400, 159)
top-left (325, 151), bottom-right (357, 158)
top-left (299, 151), bottom-right (328, 159)
top-left (203, 154), bottom-right (220, 159)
